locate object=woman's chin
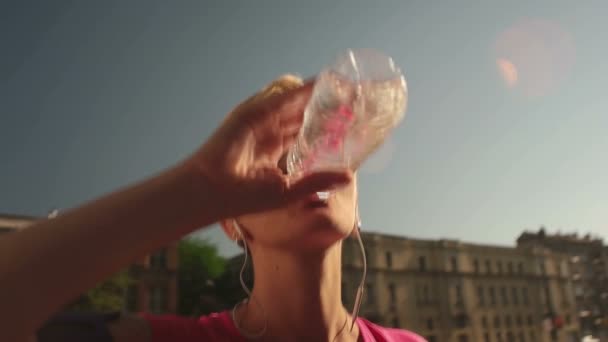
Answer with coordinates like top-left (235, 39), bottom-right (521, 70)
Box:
top-left (285, 218), bottom-right (352, 251)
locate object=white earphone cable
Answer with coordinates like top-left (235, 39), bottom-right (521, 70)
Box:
top-left (350, 207), bottom-right (367, 331)
top-left (231, 220), bottom-right (268, 339)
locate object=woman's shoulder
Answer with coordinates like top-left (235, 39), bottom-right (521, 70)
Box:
top-left (141, 311), bottom-right (242, 342)
top-left (357, 318), bottom-right (427, 342)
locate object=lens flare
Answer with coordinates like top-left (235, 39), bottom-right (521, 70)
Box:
top-left (494, 18), bottom-right (576, 97)
top-left (496, 58), bottom-right (519, 88)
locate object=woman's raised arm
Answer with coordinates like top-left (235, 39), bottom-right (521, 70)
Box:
top-left (0, 75), bottom-right (352, 342)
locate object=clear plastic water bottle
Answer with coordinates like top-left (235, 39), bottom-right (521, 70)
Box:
top-left (287, 49), bottom-right (408, 180)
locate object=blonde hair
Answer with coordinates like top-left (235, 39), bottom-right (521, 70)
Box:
top-left (255, 74), bottom-right (304, 100)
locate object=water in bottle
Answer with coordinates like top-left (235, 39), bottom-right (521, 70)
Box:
top-left (287, 49), bottom-right (408, 178)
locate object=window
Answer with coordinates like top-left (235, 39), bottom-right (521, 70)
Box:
top-left (385, 251), bottom-right (393, 268)
top-left (455, 284), bottom-right (463, 305)
top-left (451, 256), bottom-right (459, 272)
top-left (560, 260), bottom-right (568, 276)
top-left (518, 262), bottom-right (524, 274)
top-left (497, 261), bottom-right (503, 274)
top-left (477, 286), bottom-right (485, 306)
top-left (529, 331), bottom-right (535, 341)
top-left (505, 315), bottom-right (512, 328)
top-left (560, 284), bottom-right (569, 306)
top-left (417, 283), bottom-right (430, 304)
top-left (512, 287), bottom-right (519, 305)
top-left (392, 317), bottom-right (400, 328)
top-left (485, 259), bottom-right (492, 273)
top-left (483, 333), bottom-right (490, 342)
top-left (516, 314), bottom-right (522, 327)
top-left (458, 335), bottom-right (469, 342)
top-left (527, 315), bottom-right (533, 326)
top-left (522, 287), bottom-right (529, 305)
top-left (518, 331), bottom-right (526, 342)
top-left (574, 285), bottom-right (583, 297)
top-left (500, 286), bottom-right (508, 305)
top-left (481, 316), bottom-right (488, 328)
top-left (366, 283), bottom-right (375, 304)
top-left (496, 332), bottom-right (503, 342)
top-left (539, 261), bottom-right (546, 275)
top-left (388, 283), bottom-right (397, 305)
top-left (507, 262), bottom-right (514, 274)
top-left (455, 314), bottom-right (468, 328)
top-left (149, 286), bottom-right (167, 314)
top-left (427, 318), bottom-right (434, 330)
top-left (427, 336), bottom-right (437, 342)
top-left (473, 259), bottom-right (480, 273)
top-left (150, 249), bottom-right (167, 269)
top-left (419, 256), bottom-right (427, 271)
top-left (489, 287), bottom-right (496, 305)
top-left (541, 286), bottom-right (549, 305)
top-left (506, 332), bottom-right (514, 342)
top-left (494, 315), bottom-right (501, 328)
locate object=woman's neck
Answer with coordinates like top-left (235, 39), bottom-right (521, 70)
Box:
top-left (235, 241), bottom-right (359, 342)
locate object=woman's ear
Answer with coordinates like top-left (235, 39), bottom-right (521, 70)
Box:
top-left (221, 219), bottom-right (247, 249)
top-left (220, 219), bottom-right (240, 242)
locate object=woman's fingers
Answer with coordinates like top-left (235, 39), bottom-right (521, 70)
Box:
top-left (252, 78), bottom-right (314, 124)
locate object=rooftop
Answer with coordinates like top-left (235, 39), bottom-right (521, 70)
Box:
top-left (518, 227), bottom-right (604, 245)
top-left (0, 212), bottom-right (41, 231)
top-left (0, 212), bottom-right (39, 220)
top-left (358, 231), bottom-right (551, 255)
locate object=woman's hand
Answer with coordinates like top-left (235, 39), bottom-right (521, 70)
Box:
top-left (188, 75), bottom-right (352, 218)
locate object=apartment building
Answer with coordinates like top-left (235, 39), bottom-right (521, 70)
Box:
top-left (342, 232), bottom-right (580, 342)
top-left (518, 228), bottom-right (608, 338)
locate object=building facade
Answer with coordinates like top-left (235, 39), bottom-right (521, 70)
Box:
top-left (0, 212), bottom-right (179, 314)
top-left (342, 232), bottom-right (581, 342)
top-left (125, 243), bottom-right (179, 314)
top-left (517, 228), bottom-right (608, 338)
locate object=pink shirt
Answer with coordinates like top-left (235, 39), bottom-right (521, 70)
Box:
top-left (142, 311), bottom-right (426, 342)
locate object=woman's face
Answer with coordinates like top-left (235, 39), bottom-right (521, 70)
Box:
top-left (224, 156), bottom-right (357, 252)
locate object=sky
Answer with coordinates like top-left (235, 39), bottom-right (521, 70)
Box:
top-left (1, 0), bottom-right (606, 256)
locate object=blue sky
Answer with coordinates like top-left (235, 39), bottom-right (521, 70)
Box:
top-left (1, 1), bottom-right (606, 256)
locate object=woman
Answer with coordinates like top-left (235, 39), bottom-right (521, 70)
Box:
top-left (0, 75), bottom-right (424, 342)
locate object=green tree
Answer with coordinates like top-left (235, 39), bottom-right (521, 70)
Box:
top-left (178, 237), bottom-right (226, 316)
top-left (214, 253), bottom-right (250, 309)
top-left (67, 270), bottom-right (132, 312)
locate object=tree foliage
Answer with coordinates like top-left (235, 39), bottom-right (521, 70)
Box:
top-left (66, 270), bottom-right (132, 312)
top-left (178, 237), bottom-right (227, 316)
